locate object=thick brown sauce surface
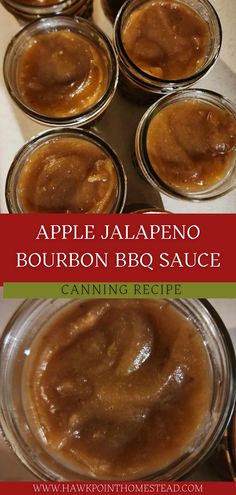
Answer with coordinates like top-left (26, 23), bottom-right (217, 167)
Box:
top-left (17, 138), bottom-right (118, 213)
top-left (17, 31), bottom-right (108, 118)
top-left (24, 300), bottom-right (211, 479)
top-left (147, 101), bottom-right (236, 192)
top-left (122, 0), bottom-right (210, 80)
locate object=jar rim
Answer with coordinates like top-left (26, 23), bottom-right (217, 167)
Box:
top-left (1, 0), bottom-right (79, 13)
top-left (1, 0), bottom-right (92, 22)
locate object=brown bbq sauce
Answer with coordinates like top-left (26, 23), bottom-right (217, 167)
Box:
top-left (17, 138), bottom-right (118, 213)
top-left (23, 300), bottom-right (212, 479)
top-left (17, 31), bottom-right (108, 118)
top-left (147, 101), bottom-right (236, 192)
top-left (122, 0), bottom-right (210, 80)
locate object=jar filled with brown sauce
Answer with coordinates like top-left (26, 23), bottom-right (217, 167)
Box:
top-left (114, 0), bottom-right (222, 102)
top-left (4, 16), bottom-right (118, 126)
top-left (6, 128), bottom-right (127, 214)
top-left (0, 298), bottom-right (235, 480)
top-left (135, 89), bottom-right (236, 200)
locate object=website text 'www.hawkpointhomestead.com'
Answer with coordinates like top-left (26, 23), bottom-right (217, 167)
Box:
top-left (32, 484), bottom-right (203, 494)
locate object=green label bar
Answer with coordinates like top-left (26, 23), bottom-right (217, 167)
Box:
top-left (3, 282), bottom-right (236, 299)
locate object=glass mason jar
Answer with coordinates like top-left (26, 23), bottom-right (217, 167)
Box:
top-left (135, 89), bottom-right (236, 201)
top-left (114, 0), bottom-right (222, 103)
top-left (0, 298), bottom-right (235, 481)
top-left (5, 128), bottom-right (127, 214)
top-left (3, 16), bottom-right (118, 126)
top-left (1, 0), bottom-right (93, 24)
top-left (101, 0), bottom-right (126, 24)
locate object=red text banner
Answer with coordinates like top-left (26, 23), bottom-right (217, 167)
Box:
top-left (0, 213), bottom-right (235, 285)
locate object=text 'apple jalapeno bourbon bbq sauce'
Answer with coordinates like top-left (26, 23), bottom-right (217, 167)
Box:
top-left (147, 101), bottom-right (236, 192)
top-left (23, 300), bottom-right (212, 479)
top-left (17, 138), bottom-right (118, 213)
top-left (122, 0), bottom-right (210, 80)
top-left (17, 30), bottom-right (108, 118)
